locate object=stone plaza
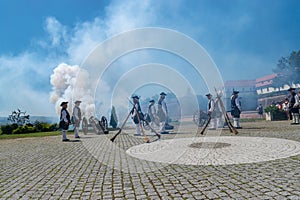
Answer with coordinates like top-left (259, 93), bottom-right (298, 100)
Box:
top-left (0, 120), bottom-right (300, 199)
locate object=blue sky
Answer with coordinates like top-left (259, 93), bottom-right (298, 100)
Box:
top-left (0, 0), bottom-right (300, 117)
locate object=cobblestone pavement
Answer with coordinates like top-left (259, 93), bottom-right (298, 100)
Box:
top-left (0, 120), bottom-right (300, 199)
top-left (126, 137), bottom-right (300, 166)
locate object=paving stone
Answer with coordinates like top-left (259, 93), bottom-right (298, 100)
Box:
top-left (288, 195), bottom-right (300, 200)
top-left (0, 121), bottom-right (299, 199)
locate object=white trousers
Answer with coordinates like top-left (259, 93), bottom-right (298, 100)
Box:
top-left (209, 118), bottom-right (217, 129)
top-left (291, 113), bottom-right (300, 124)
top-left (216, 117), bottom-right (223, 128)
top-left (74, 127), bottom-right (79, 137)
top-left (159, 121), bottom-right (166, 132)
top-left (62, 130), bottom-right (67, 140)
top-left (135, 124), bottom-right (142, 135)
top-left (233, 118), bottom-right (240, 128)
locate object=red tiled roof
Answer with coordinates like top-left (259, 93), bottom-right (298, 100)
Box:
top-left (255, 74), bottom-right (277, 87)
top-left (255, 74), bottom-right (277, 83)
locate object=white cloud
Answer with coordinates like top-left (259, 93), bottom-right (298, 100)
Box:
top-left (104, 0), bottom-right (156, 36)
top-left (44, 17), bottom-right (68, 47)
top-left (0, 53), bottom-right (58, 116)
top-left (67, 17), bottom-right (107, 64)
top-left (1, 0), bottom-right (282, 117)
top-left (0, 0), bottom-right (200, 117)
top-left (48, 0), bottom-right (164, 118)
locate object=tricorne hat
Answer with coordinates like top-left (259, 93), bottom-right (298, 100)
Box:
top-left (60, 101), bottom-right (68, 106)
top-left (205, 93), bottom-right (212, 97)
top-left (75, 100), bottom-right (82, 104)
top-left (232, 91), bottom-right (239, 95)
top-left (288, 87), bottom-right (296, 92)
top-left (149, 99), bottom-right (155, 103)
top-left (160, 92), bottom-right (167, 96)
top-left (131, 95), bottom-right (139, 99)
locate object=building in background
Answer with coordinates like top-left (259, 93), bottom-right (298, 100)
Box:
top-left (224, 80), bottom-right (257, 111)
top-left (256, 74), bottom-right (300, 107)
top-left (255, 74), bottom-right (284, 106)
top-left (223, 74), bottom-right (300, 111)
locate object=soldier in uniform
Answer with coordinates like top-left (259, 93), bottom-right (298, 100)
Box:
top-left (256, 104), bottom-right (264, 118)
top-left (148, 99), bottom-right (158, 128)
top-left (206, 93), bottom-right (217, 130)
top-left (231, 91), bottom-right (242, 129)
top-left (72, 100), bottom-right (82, 138)
top-left (298, 91), bottom-right (300, 114)
top-left (131, 95), bottom-right (143, 136)
top-left (282, 98), bottom-right (290, 120)
top-left (59, 101), bottom-right (71, 142)
top-left (157, 92), bottom-right (169, 134)
top-left (288, 87), bottom-right (299, 125)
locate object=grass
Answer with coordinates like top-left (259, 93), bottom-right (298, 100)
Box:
top-left (0, 127), bottom-right (117, 140)
top-left (0, 130), bottom-right (74, 140)
top-left (0, 118), bottom-right (265, 140)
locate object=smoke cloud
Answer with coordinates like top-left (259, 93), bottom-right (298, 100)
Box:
top-left (1, 0), bottom-right (292, 117)
top-left (50, 63), bottom-right (95, 118)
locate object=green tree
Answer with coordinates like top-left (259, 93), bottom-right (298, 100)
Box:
top-left (7, 109), bottom-right (30, 126)
top-left (273, 50), bottom-right (300, 87)
top-left (109, 106), bottom-right (118, 128)
top-left (1, 124), bottom-right (18, 134)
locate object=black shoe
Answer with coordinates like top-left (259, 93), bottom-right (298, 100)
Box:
top-left (62, 139), bottom-right (70, 142)
top-left (160, 131), bottom-right (169, 134)
top-left (157, 134), bottom-right (161, 139)
top-left (75, 136), bottom-right (80, 138)
top-left (291, 123), bottom-right (299, 125)
top-left (235, 127), bottom-right (243, 129)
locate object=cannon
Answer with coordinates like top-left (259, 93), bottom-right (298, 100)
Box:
top-left (82, 116), bottom-right (109, 135)
top-left (193, 110), bottom-right (209, 127)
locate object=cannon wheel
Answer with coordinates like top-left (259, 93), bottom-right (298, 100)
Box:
top-left (100, 116), bottom-right (109, 134)
top-left (193, 110), bottom-right (208, 127)
top-left (89, 117), bottom-right (102, 135)
top-left (82, 117), bottom-right (88, 135)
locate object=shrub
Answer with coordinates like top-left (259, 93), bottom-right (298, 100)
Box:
top-left (264, 105), bottom-right (279, 113)
top-left (49, 123), bottom-right (59, 131)
top-left (34, 121), bottom-right (59, 132)
top-left (0, 121), bottom-right (59, 135)
top-left (12, 125), bottom-right (36, 134)
top-left (264, 105), bottom-right (287, 120)
top-left (1, 123), bottom-right (19, 134)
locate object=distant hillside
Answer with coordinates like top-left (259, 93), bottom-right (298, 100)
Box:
top-left (0, 117), bottom-right (8, 125)
top-left (0, 116), bottom-right (58, 125)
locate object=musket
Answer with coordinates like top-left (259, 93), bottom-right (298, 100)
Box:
top-left (197, 95), bottom-right (220, 135)
top-left (214, 88), bottom-right (238, 135)
top-left (110, 111), bottom-right (132, 142)
top-left (127, 98), bottom-right (150, 143)
top-left (198, 115), bottom-right (212, 135)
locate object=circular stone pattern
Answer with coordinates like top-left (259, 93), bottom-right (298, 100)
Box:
top-left (126, 137), bottom-right (300, 166)
top-left (189, 142), bottom-right (231, 149)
